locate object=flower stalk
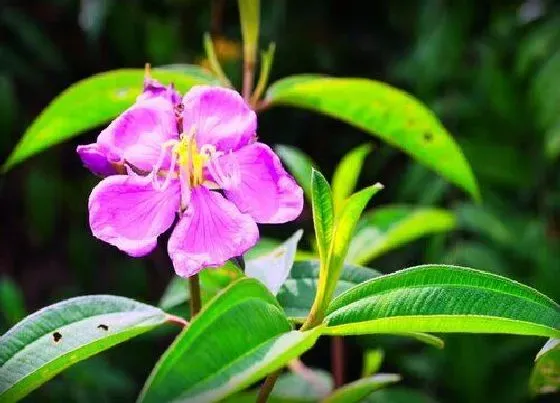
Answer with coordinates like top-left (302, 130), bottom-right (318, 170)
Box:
top-left (189, 273), bottom-right (202, 318)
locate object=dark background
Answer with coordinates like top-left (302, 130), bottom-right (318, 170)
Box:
top-left (1, 0), bottom-right (560, 402)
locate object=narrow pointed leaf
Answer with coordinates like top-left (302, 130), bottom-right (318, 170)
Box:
top-left (347, 206), bottom-right (456, 264)
top-left (265, 76), bottom-right (480, 200)
top-left (323, 374), bottom-right (401, 403)
top-left (3, 67), bottom-right (218, 171)
top-left (311, 169), bottom-right (334, 264)
top-left (276, 260), bottom-right (380, 321)
top-left (331, 143), bottom-right (373, 211)
top-left (0, 295), bottom-right (168, 402)
top-left (323, 265), bottom-right (560, 338)
top-left (275, 144), bottom-right (316, 201)
top-left (140, 278), bottom-right (321, 403)
top-left (329, 184), bottom-right (383, 277)
top-left (238, 0), bottom-right (260, 63)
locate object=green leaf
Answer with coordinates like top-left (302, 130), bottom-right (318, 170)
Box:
top-left (265, 76), bottom-right (480, 200)
top-left (347, 206), bottom-right (456, 264)
top-left (328, 184), bottom-right (383, 280)
top-left (364, 387), bottom-right (438, 403)
top-left (203, 33), bottom-right (231, 86)
top-left (139, 278), bottom-right (321, 403)
top-left (252, 43), bottom-right (276, 104)
top-left (331, 143), bottom-right (373, 211)
top-left (530, 338), bottom-right (560, 395)
top-left (275, 145), bottom-right (316, 201)
top-left (237, 0), bottom-right (260, 63)
top-left (323, 374), bottom-right (400, 403)
top-left (271, 368), bottom-right (333, 401)
top-left (159, 261), bottom-right (242, 312)
top-left (276, 260), bottom-right (381, 321)
top-left (0, 276), bottom-right (26, 326)
top-left (362, 349), bottom-right (384, 377)
top-left (3, 67), bottom-right (218, 171)
top-left (246, 230), bottom-right (303, 295)
top-left (323, 265), bottom-right (560, 338)
top-left (0, 295), bottom-right (169, 402)
top-left (311, 169), bottom-right (335, 265)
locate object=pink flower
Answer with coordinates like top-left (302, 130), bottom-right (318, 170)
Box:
top-left (79, 85), bottom-right (303, 277)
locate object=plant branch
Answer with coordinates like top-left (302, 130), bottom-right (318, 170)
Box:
top-left (256, 370), bottom-right (280, 403)
top-left (331, 336), bottom-right (345, 387)
top-left (189, 274), bottom-right (202, 318)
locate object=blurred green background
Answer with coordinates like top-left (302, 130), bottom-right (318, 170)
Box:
top-left (1, 0), bottom-right (560, 402)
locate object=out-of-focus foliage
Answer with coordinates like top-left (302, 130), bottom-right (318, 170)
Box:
top-left (1, 0), bottom-right (559, 402)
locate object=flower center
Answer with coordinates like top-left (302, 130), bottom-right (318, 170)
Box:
top-left (152, 128), bottom-right (221, 211)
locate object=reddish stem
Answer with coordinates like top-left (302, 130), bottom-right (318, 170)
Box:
top-left (332, 336), bottom-right (345, 388)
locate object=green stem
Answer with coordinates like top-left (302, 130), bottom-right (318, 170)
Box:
top-left (189, 274), bottom-right (202, 318)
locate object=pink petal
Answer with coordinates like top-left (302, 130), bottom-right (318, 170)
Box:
top-left (212, 143), bottom-right (304, 223)
top-left (77, 143), bottom-right (118, 177)
top-left (89, 175), bottom-right (180, 257)
top-left (137, 78), bottom-right (182, 105)
top-left (97, 97), bottom-right (178, 171)
top-left (182, 86), bottom-right (256, 152)
top-left (168, 186), bottom-right (259, 277)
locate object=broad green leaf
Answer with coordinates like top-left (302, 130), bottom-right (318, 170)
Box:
top-left (362, 349), bottom-right (384, 377)
top-left (271, 368), bottom-right (333, 401)
top-left (324, 265), bottom-right (560, 338)
top-left (323, 374), bottom-right (400, 403)
top-left (3, 67), bottom-right (218, 171)
top-left (276, 260), bottom-right (380, 321)
top-left (246, 230), bottom-right (303, 295)
top-left (159, 261), bottom-right (242, 312)
top-left (331, 143), bottom-right (373, 211)
top-left (0, 295), bottom-right (169, 402)
top-left (311, 169), bottom-right (334, 265)
top-left (530, 338), bottom-right (560, 395)
top-left (265, 76), bottom-right (480, 200)
top-left (347, 206), bottom-right (456, 264)
top-left (275, 145), bottom-right (316, 201)
top-left (139, 278), bottom-right (321, 403)
top-left (0, 276), bottom-right (26, 326)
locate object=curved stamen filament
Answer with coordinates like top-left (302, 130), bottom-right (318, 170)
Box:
top-left (152, 139), bottom-right (179, 191)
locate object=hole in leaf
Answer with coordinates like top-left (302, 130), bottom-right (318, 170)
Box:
top-left (423, 132), bottom-right (433, 142)
top-left (97, 324), bottom-right (109, 331)
top-left (53, 332), bottom-right (62, 342)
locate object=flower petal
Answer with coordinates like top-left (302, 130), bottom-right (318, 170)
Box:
top-left (182, 86), bottom-right (256, 152)
top-left (212, 143), bottom-right (304, 223)
top-left (168, 186), bottom-right (259, 277)
top-left (77, 143), bottom-right (119, 176)
top-left (89, 175), bottom-right (180, 257)
top-left (137, 78), bottom-right (181, 105)
top-left (97, 97), bottom-right (178, 171)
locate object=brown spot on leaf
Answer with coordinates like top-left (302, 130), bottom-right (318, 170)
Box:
top-left (423, 132), bottom-right (434, 142)
top-left (53, 332), bottom-right (62, 342)
top-left (97, 324), bottom-right (109, 331)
